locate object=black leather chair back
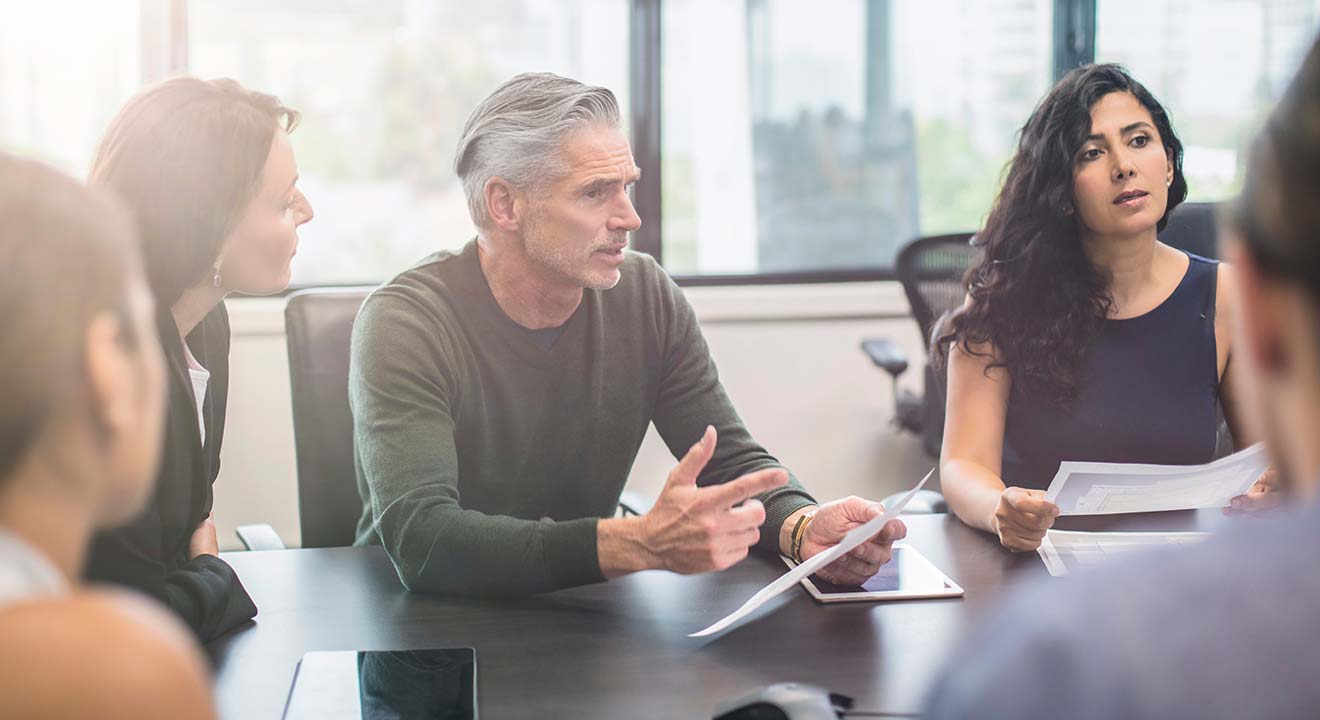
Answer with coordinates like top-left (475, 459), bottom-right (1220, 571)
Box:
top-left (285, 287), bottom-right (374, 548)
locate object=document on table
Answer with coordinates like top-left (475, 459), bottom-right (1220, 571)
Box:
top-left (688, 467), bottom-right (934, 638)
top-left (1037, 529), bottom-right (1210, 577)
top-left (1043, 443), bottom-right (1269, 516)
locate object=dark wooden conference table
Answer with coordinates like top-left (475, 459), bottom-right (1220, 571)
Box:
top-left (208, 511), bottom-right (1213, 719)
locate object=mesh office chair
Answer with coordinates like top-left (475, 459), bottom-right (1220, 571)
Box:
top-left (862, 232), bottom-right (980, 461)
top-left (860, 233), bottom-right (978, 515)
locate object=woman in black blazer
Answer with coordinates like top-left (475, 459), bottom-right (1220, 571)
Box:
top-left (85, 77), bottom-right (314, 641)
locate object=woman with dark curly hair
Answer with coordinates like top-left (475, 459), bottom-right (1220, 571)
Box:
top-left (936, 64), bottom-right (1271, 552)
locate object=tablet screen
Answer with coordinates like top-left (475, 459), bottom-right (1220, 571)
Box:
top-left (283, 648), bottom-right (477, 720)
top-left (804, 544), bottom-right (959, 597)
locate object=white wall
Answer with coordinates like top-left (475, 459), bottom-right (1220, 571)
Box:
top-left (213, 282), bottom-right (934, 550)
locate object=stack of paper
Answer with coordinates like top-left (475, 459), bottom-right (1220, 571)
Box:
top-left (1043, 443), bottom-right (1268, 516)
top-left (1037, 529), bottom-right (1209, 577)
top-left (1033, 444), bottom-right (1268, 576)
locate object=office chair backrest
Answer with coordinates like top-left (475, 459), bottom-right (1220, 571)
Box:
top-left (894, 233), bottom-right (979, 349)
top-left (1159, 201), bottom-right (1219, 259)
top-left (285, 287), bottom-right (374, 548)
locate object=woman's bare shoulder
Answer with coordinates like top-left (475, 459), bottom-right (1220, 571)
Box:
top-left (0, 590), bottom-right (216, 719)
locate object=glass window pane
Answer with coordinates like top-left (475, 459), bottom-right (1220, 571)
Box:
top-left (661, 0), bottom-right (1053, 276)
top-left (189, 0), bottom-right (630, 285)
top-left (0, 0), bottom-right (141, 176)
top-left (1097, 0), bottom-right (1320, 201)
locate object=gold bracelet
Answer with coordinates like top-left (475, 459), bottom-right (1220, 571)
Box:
top-left (788, 513), bottom-right (809, 561)
top-left (790, 510), bottom-right (816, 563)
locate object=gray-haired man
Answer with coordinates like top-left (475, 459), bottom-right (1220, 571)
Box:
top-left (350, 73), bottom-right (905, 594)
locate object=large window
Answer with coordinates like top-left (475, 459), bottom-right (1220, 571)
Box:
top-left (0, 0), bottom-right (142, 176)
top-left (188, 0), bottom-right (630, 285)
top-left (2, 1), bottom-right (1318, 284)
top-left (660, 0), bottom-right (1053, 276)
top-left (1096, 0), bottom-right (1320, 201)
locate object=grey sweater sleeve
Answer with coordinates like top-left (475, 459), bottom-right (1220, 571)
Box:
top-left (645, 260), bottom-right (816, 555)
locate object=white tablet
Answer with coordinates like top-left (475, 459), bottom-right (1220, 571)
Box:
top-left (782, 542), bottom-right (964, 603)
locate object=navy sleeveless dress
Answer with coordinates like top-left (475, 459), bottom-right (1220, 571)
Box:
top-left (1001, 252), bottom-right (1222, 491)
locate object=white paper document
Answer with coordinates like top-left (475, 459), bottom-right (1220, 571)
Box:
top-left (688, 468), bottom-right (934, 638)
top-left (1043, 443), bottom-right (1269, 516)
top-left (1037, 529), bottom-right (1210, 577)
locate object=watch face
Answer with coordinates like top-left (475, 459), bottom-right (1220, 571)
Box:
top-left (284, 649), bottom-right (477, 720)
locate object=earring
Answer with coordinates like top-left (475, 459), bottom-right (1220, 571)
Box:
top-left (212, 268), bottom-right (223, 288)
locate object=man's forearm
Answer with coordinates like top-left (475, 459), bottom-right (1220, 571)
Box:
top-left (596, 516), bottom-right (657, 579)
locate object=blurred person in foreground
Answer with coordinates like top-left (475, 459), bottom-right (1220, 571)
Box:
top-left (0, 152), bottom-right (214, 718)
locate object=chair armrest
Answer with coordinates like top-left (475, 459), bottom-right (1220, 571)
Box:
top-left (860, 338), bottom-right (909, 378)
top-left (235, 523), bottom-right (287, 551)
top-left (617, 490), bottom-right (654, 517)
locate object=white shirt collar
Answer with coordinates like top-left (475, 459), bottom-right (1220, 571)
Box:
top-left (0, 527), bottom-right (66, 606)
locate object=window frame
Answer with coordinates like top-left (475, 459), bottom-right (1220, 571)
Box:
top-left (632, 0), bottom-right (1094, 285)
top-left (175, 0), bottom-right (1097, 288)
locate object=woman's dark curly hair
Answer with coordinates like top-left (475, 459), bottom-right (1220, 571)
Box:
top-left (934, 63), bottom-right (1187, 406)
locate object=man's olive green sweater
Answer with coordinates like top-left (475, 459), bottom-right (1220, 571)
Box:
top-left (350, 241), bottom-right (815, 594)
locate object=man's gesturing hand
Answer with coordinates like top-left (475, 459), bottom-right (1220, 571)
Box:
top-left (639, 425), bottom-right (788, 574)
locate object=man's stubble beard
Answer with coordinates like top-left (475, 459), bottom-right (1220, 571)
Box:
top-left (522, 211), bottom-right (623, 291)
